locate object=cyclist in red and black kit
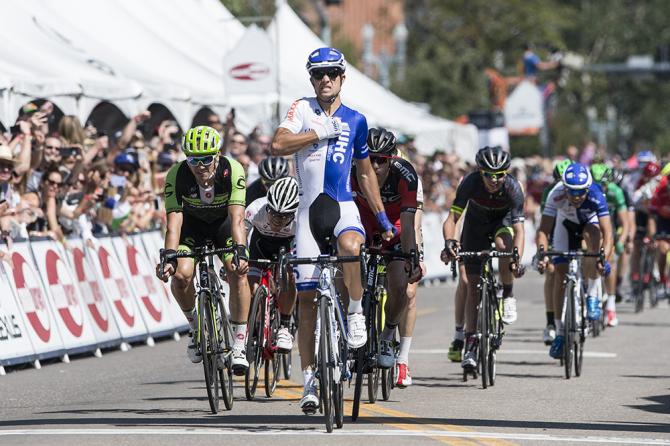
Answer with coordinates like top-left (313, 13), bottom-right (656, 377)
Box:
top-left (649, 173), bottom-right (670, 295)
top-left (351, 127), bottom-right (422, 379)
top-left (441, 146), bottom-right (525, 370)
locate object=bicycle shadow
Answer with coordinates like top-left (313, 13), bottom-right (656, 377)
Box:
top-left (625, 391), bottom-right (670, 415)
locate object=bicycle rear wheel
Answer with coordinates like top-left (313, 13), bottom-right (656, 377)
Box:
top-left (264, 297), bottom-right (281, 398)
top-left (334, 308), bottom-right (346, 429)
top-left (351, 347), bottom-right (365, 421)
top-left (564, 284), bottom-right (575, 379)
top-left (318, 298), bottom-right (334, 433)
top-left (575, 291), bottom-right (585, 377)
top-left (245, 286), bottom-right (266, 401)
top-left (368, 368), bottom-right (380, 403)
top-left (488, 290), bottom-right (501, 387)
top-left (199, 291), bottom-right (220, 413)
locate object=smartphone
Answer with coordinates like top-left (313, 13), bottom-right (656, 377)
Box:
top-left (9, 125), bottom-right (20, 137)
top-left (153, 196), bottom-right (161, 210)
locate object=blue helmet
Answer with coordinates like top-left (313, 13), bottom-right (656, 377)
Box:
top-left (636, 150), bottom-right (656, 164)
top-left (114, 152), bottom-right (138, 168)
top-left (562, 163), bottom-right (592, 191)
top-left (306, 47), bottom-right (347, 74)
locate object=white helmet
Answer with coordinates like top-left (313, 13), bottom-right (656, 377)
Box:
top-left (267, 177), bottom-right (299, 214)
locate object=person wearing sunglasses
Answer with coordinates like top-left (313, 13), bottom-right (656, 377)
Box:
top-left (271, 47), bottom-right (393, 414)
top-left (245, 177), bottom-right (299, 352)
top-left (351, 127), bottom-right (422, 386)
top-left (441, 146), bottom-right (526, 371)
top-left (535, 163), bottom-right (613, 359)
top-left (156, 125), bottom-right (251, 375)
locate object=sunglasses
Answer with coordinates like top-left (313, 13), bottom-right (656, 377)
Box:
top-left (187, 155), bottom-right (216, 167)
top-left (311, 68), bottom-right (343, 80)
top-left (0, 164), bottom-right (13, 172)
top-left (268, 207), bottom-right (294, 221)
top-left (370, 156), bottom-right (390, 166)
top-left (45, 144), bottom-right (61, 151)
top-left (46, 179), bottom-right (62, 186)
top-left (481, 170), bottom-right (507, 180)
top-left (567, 188), bottom-right (588, 197)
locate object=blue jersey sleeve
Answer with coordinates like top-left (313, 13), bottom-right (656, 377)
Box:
top-left (591, 184), bottom-right (610, 217)
top-left (353, 114), bottom-right (369, 159)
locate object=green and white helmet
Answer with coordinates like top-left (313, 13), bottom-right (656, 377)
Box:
top-left (182, 126), bottom-right (222, 157)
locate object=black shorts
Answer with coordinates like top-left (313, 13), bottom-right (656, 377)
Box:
top-left (460, 212), bottom-right (514, 275)
top-left (249, 230), bottom-right (293, 261)
top-left (178, 213), bottom-right (232, 256)
top-left (655, 215), bottom-right (670, 239)
top-left (635, 211), bottom-right (649, 239)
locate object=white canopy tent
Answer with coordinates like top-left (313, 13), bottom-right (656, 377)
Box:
top-left (268, 2), bottom-right (478, 158)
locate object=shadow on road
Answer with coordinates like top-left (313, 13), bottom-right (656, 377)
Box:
top-left (626, 391), bottom-right (670, 415)
top-left (3, 413), bottom-right (669, 434)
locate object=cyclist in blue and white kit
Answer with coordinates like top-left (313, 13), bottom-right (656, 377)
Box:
top-left (271, 47), bottom-right (394, 413)
top-left (535, 163), bottom-right (613, 359)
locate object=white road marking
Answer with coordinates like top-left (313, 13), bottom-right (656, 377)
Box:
top-left (0, 428), bottom-right (667, 444)
top-left (412, 349), bottom-right (617, 358)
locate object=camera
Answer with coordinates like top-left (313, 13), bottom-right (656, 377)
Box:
top-left (59, 147), bottom-right (80, 158)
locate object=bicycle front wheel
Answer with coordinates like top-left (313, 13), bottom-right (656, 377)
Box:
top-left (215, 291), bottom-right (234, 410)
top-left (575, 292), bottom-right (586, 377)
top-left (245, 286), bottom-right (266, 401)
top-left (564, 284), bottom-right (575, 379)
top-left (264, 296), bottom-right (281, 398)
top-left (318, 298), bottom-right (334, 433)
top-left (479, 286), bottom-right (490, 389)
top-left (351, 347), bottom-right (365, 421)
top-left (199, 291), bottom-right (219, 413)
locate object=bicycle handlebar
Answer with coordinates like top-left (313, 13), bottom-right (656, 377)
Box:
top-left (449, 247), bottom-right (520, 280)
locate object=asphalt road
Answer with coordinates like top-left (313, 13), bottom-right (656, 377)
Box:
top-left (1, 272), bottom-right (669, 446)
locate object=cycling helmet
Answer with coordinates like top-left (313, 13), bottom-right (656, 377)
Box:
top-left (306, 47), bottom-right (347, 74)
top-left (661, 162), bottom-right (670, 177)
top-left (367, 127), bottom-right (397, 156)
top-left (258, 156), bottom-right (289, 182)
top-left (553, 159), bottom-right (572, 181)
top-left (181, 126), bottom-right (221, 157)
top-left (590, 163), bottom-right (610, 184)
top-left (636, 150), bottom-right (656, 164)
top-left (562, 163), bottom-right (592, 190)
top-left (475, 146), bottom-right (511, 171)
top-left (267, 177), bottom-right (299, 214)
top-left (643, 161), bottom-right (661, 178)
top-left (606, 168), bottom-right (624, 185)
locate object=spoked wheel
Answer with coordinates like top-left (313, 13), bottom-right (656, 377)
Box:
top-left (318, 300), bottom-right (334, 433)
top-left (199, 292), bottom-right (220, 413)
top-left (368, 368), bottom-right (380, 403)
top-left (351, 348), bottom-right (365, 421)
top-left (633, 279), bottom-right (644, 313)
top-left (245, 286), bottom-right (266, 401)
top-left (564, 286), bottom-right (575, 380)
top-left (264, 300), bottom-right (281, 398)
top-left (281, 351), bottom-right (292, 381)
top-left (575, 294), bottom-right (586, 377)
top-left (479, 287), bottom-right (489, 389)
top-left (215, 290), bottom-right (234, 410)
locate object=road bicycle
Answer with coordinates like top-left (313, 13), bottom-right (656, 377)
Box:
top-left (632, 237), bottom-right (660, 313)
top-left (538, 246), bottom-right (604, 379)
top-left (160, 242), bottom-right (236, 413)
top-left (351, 246), bottom-right (417, 421)
top-left (245, 252), bottom-right (292, 400)
top-left (452, 247), bottom-right (520, 389)
top-left (284, 250), bottom-right (365, 433)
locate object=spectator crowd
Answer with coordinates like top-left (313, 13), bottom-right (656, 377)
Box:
top-left (0, 101), bottom-right (658, 247)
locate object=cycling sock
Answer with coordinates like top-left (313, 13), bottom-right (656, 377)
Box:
top-left (554, 319), bottom-right (563, 334)
top-left (231, 322), bottom-right (247, 346)
top-left (454, 326), bottom-right (465, 341)
top-left (280, 313), bottom-right (292, 328)
top-left (587, 278), bottom-right (599, 297)
top-left (302, 367), bottom-right (315, 390)
top-left (183, 307), bottom-right (197, 332)
top-left (502, 284), bottom-right (513, 299)
top-left (606, 294), bottom-right (616, 311)
top-left (546, 312), bottom-right (554, 326)
top-left (382, 322), bottom-right (398, 341)
top-left (397, 337), bottom-right (412, 364)
top-left (348, 298), bottom-right (363, 314)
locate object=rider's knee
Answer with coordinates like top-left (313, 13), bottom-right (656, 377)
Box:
top-left (337, 233), bottom-right (363, 255)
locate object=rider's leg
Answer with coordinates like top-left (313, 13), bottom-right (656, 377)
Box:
top-left (171, 257), bottom-right (197, 329)
top-left (382, 260), bottom-right (409, 339)
top-left (496, 230), bottom-right (518, 324)
top-left (224, 255), bottom-right (251, 343)
top-left (583, 224), bottom-right (603, 320)
top-left (398, 279), bottom-right (417, 364)
top-left (297, 290), bottom-right (317, 370)
top-left (462, 268), bottom-right (480, 367)
top-left (276, 271), bottom-right (297, 351)
top-left (552, 262), bottom-right (569, 334)
top-left (338, 230), bottom-right (368, 349)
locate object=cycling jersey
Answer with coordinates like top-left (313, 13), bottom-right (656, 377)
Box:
top-left (543, 183), bottom-right (609, 225)
top-left (245, 197), bottom-right (296, 239)
top-left (278, 97), bottom-right (368, 290)
top-left (351, 157), bottom-right (418, 247)
top-left (245, 178), bottom-right (268, 207)
top-left (650, 176), bottom-right (670, 219)
top-left (164, 156), bottom-right (246, 223)
top-left (278, 97), bottom-right (369, 207)
top-left (600, 183), bottom-right (627, 227)
top-left (451, 172), bottom-right (525, 224)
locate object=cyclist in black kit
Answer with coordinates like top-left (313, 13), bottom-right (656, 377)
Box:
top-left (245, 156), bottom-right (289, 206)
top-left (441, 146), bottom-right (525, 370)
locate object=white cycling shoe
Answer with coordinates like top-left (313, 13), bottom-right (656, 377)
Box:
top-left (300, 376), bottom-right (319, 414)
top-left (231, 344), bottom-right (249, 375)
top-left (276, 327), bottom-right (293, 353)
top-left (187, 333), bottom-right (202, 364)
top-left (347, 312), bottom-right (367, 349)
top-left (502, 297), bottom-right (518, 324)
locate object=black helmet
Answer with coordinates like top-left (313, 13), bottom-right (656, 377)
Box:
top-left (367, 127), bottom-right (397, 156)
top-left (475, 146), bottom-right (511, 171)
top-left (259, 156), bottom-right (289, 182)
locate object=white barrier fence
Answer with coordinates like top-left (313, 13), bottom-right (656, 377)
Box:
top-left (0, 231), bottom-right (189, 375)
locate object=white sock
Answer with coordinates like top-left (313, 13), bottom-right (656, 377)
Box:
top-left (303, 367), bottom-right (314, 390)
top-left (397, 337), bottom-right (412, 364)
top-left (554, 319), bottom-right (563, 334)
top-left (587, 279), bottom-right (600, 298)
top-left (606, 294), bottom-right (616, 311)
top-left (348, 298), bottom-right (363, 314)
top-left (232, 323), bottom-right (247, 347)
top-left (183, 307), bottom-right (197, 332)
top-left (454, 326), bottom-right (465, 341)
